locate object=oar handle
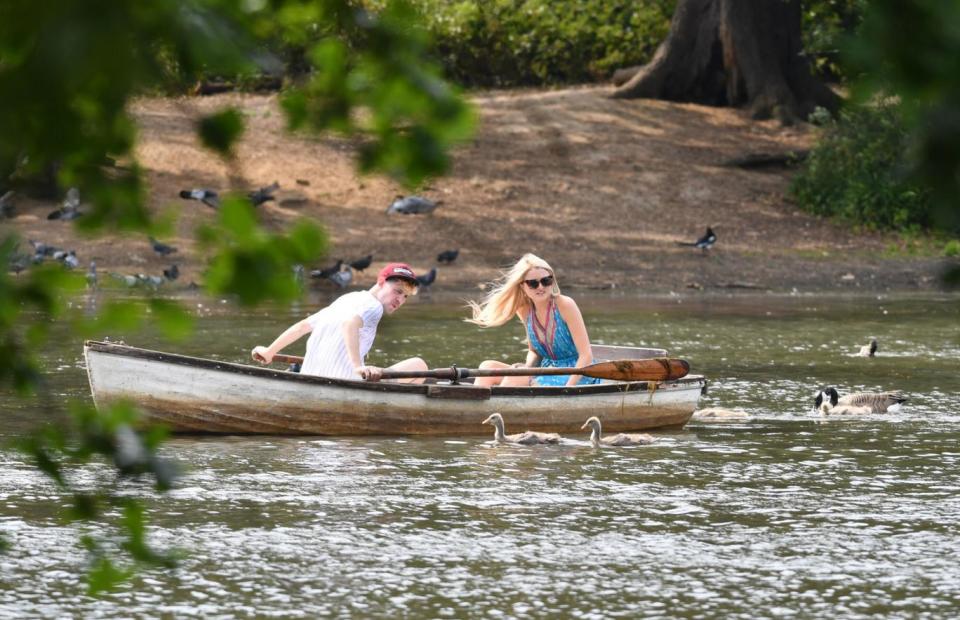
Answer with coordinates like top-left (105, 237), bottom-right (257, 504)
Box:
top-left (255, 354), bottom-right (689, 382)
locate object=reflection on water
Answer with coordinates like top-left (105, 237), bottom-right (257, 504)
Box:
top-left (2, 292), bottom-right (959, 617)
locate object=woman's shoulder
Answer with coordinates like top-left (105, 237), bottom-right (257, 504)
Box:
top-left (554, 294), bottom-right (579, 311)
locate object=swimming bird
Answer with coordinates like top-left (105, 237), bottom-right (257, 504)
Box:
top-left (814, 387), bottom-right (907, 415)
top-left (581, 416), bottom-right (655, 446)
top-left (327, 266), bottom-right (353, 289)
top-left (676, 227), bottom-right (716, 251)
top-left (310, 259), bottom-right (342, 280)
top-left (348, 254), bottom-right (373, 272)
top-left (857, 338), bottom-right (878, 357)
top-left (0, 190), bottom-right (15, 218)
top-left (386, 195), bottom-right (440, 215)
top-left (248, 181), bottom-right (279, 206)
top-left (47, 187), bottom-right (83, 220)
top-left (416, 267), bottom-right (437, 288)
top-left (149, 237), bottom-right (178, 256)
top-left (163, 264), bottom-right (180, 281)
top-left (437, 249), bottom-right (459, 264)
top-left (179, 188), bottom-right (220, 209)
top-left (689, 408), bottom-right (752, 422)
top-left (482, 413), bottom-right (561, 445)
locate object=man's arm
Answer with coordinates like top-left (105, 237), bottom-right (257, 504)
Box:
top-left (252, 319), bottom-right (312, 364)
top-left (342, 315), bottom-right (383, 380)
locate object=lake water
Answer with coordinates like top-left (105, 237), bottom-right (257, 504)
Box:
top-left (2, 291), bottom-right (959, 618)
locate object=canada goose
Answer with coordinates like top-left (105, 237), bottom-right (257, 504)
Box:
top-left (580, 416), bottom-right (655, 447)
top-left (689, 408), bottom-right (751, 422)
top-left (857, 338), bottom-right (878, 357)
top-left (482, 413), bottom-right (560, 445)
top-left (814, 387), bottom-right (907, 415)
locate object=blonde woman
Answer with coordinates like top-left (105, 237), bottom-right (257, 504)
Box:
top-left (468, 254), bottom-right (599, 388)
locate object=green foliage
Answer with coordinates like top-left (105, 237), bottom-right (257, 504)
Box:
top-left (801, 0), bottom-right (867, 81)
top-left (790, 103), bottom-right (933, 230)
top-left (844, 0), bottom-right (960, 234)
top-left (16, 401), bottom-right (180, 593)
top-left (380, 0), bottom-right (674, 87)
top-left (944, 240), bottom-right (960, 258)
top-left (198, 197), bottom-right (327, 305)
top-left (0, 0), bottom-right (474, 590)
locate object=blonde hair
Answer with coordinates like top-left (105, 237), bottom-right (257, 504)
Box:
top-left (467, 254), bottom-right (560, 327)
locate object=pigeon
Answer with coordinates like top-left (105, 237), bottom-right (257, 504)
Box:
top-left (310, 259), bottom-right (343, 280)
top-left (47, 187), bottom-right (83, 220)
top-left (110, 272), bottom-right (140, 287)
top-left (7, 250), bottom-right (30, 275)
top-left (179, 188), bottom-right (220, 209)
top-left (29, 240), bottom-right (58, 258)
top-left (137, 273), bottom-right (165, 288)
top-left (0, 191), bottom-right (15, 218)
top-left (327, 266), bottom-right (353, 289)
top-left (416, 267), bottom-right (437, 288)
top-left (348, 254), bottom-right (373, 272)
top-left (149, 237), bottom-right (178, 256)
top-left (163, 264), bottom-right (180, 281)
top-left (437, 249), bottom-right (459, 264)
top-left (857, 338), bottom-right (878, 357)
top-left (59, 250), bottom-right (79, 269)
top-left (86, 261), bottom-right (98, 288)
top-left (386, 195), bottom-right (440, 215)
top-left (248, 182), bottom-right (279, 207)
top-left (676, 227), bottom-right (716, 251)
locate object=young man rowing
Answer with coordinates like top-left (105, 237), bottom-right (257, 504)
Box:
top-left (252, 263), bottom-right (427, 382)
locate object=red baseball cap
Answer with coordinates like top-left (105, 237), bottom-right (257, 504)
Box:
top-left (377, 262), bottom-right (419, 287)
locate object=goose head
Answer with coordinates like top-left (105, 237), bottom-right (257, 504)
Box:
top-left (813, 387), bottom-right (839, 414)
top-left (581, 416), bottom-right (602, 442)
top-left (482, 413), bottom-right (506, 439)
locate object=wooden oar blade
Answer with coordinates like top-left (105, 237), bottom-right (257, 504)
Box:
top-left (585, 358), bottom-right (690, 382)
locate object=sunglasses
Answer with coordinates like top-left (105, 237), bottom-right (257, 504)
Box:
top-left (523, 275), bottom-right (554, 289)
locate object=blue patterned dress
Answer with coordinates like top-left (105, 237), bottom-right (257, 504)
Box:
top-left (525, 298), bottom-right (601, 387)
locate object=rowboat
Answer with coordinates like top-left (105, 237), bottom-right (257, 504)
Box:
top-left (83, 340), bottom-right (706, 436)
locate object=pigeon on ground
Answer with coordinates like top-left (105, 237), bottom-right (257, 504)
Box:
top-left (416, 267), bottom-right (437, 288)
top-left (0, 191), bottom-right (15, 218)
top-left (857, 338), bottom-right (878, 357)
top-left (327, 266), bottom-right (353, 289)
top-left (179, 188), bottom-right (220, 209)
top-left (248, 182), bottom-right (280, 207)
top-left (138, 273), bottom-right (165, 288)
top-left (386, 195), bottom-right (440, 215)
top-left (163, 264), bottom-right (180, 281)
top-left (310, 259), bottom-right (343, 280)
top-left (676, 227), bottom-right (716, 251)
top-left (149, 237), bottom-right (178, 256)
top-left (47, 187), bottom-right (83, 220)
top-left (29, 240), bottom-right (58, 258)
top-left (59, 251), bottom-right (79, 269)
top-left (110, 272), bottom-right (140, 287)
top-left (86, 261), bottom-right (98, 288)
top-left (437, 249), bottom-right (459, 264)
top-left (348, 254), bottom-right (373, 272)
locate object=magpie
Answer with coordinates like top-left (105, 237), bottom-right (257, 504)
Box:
top-left (149, 237), bottom-right (178, 256)
top-left (676, 227), bottom-right (716, 251)
top-left (179, 188), bottom-right (220, 209)
top-left (437, 249), bottom-right (459, 264)
top-left (386, 195), bottom-right (440, 215)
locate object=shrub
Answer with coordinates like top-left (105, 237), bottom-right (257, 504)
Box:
top-left (790, 102), bottom-right (934, 230)
top-left (374, 0), bottom-right (675, 88)
top-left (945, 240), bottom-right (960, 257)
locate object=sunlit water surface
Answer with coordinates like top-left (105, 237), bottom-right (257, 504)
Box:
top-left (2, 292), bottom-right (959, 618)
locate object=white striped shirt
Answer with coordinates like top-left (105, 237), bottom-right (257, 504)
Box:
top-left (300, 291), bottom-right (384, 380)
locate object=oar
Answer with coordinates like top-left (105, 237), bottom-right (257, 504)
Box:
top-left (257, 354), bottom-right (690, 382)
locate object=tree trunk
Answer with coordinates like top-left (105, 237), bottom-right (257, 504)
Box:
top-left (612, 0), bottom-right (840, 122)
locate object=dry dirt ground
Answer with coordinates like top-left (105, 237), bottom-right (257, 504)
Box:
top-left (4, 85), bottom-right (953, 294)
